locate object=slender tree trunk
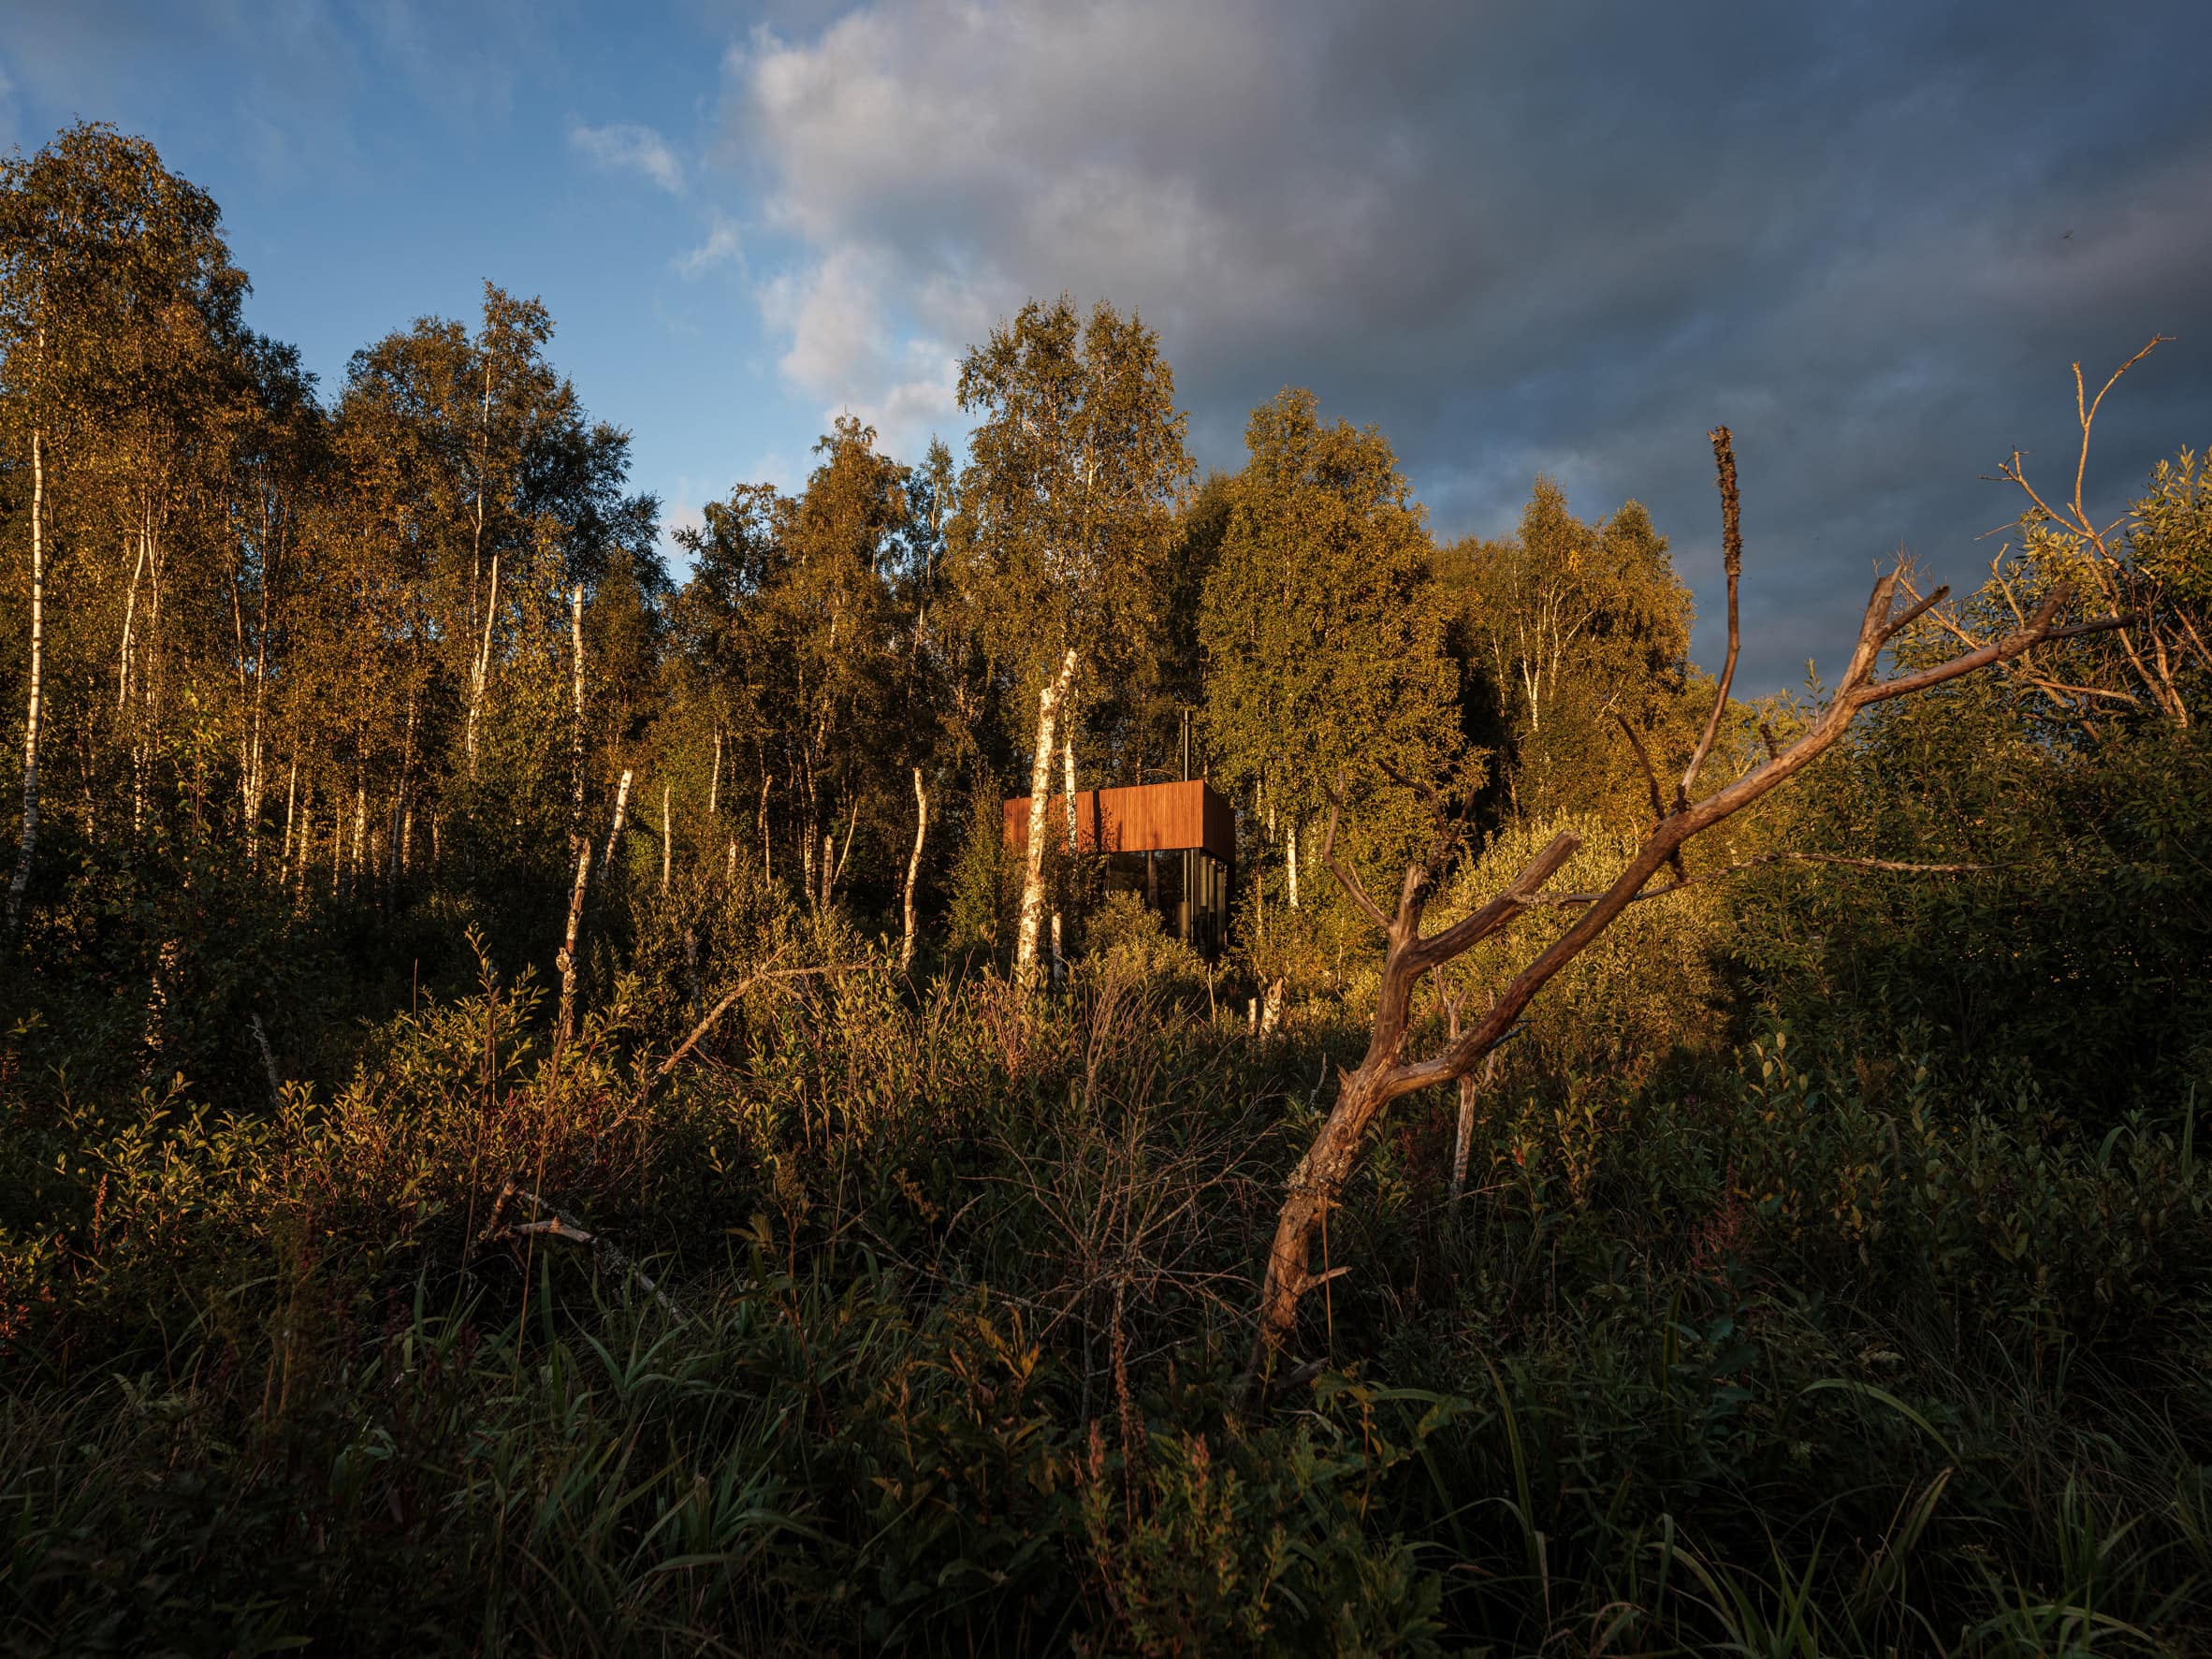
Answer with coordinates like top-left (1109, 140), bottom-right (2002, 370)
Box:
top-left (117, 524), bottom-right (146, 713)
top-left (1288, 815), bottom-right (1301, 910)
top-left (660, 779), bottom-right (672, 895)
top-left (1439, 989), bottom-right (1501, 1202)
top-left (6, 429), bottom-right (44, 943)
top-left (395, 685), bottom-right (417, 890)
top-left (826, 809), bottom-right (858, 910)
top-left (553, 837), bottom-right (591, 1055)
top-left (465, 358), bottom-right (493, 777)
top-left (466, 552), bottom-right (500, 777)
top-left (243, 514), bottom-right (271, 871)
top-left (758, 770), bottom-right (771, 883)
top-left (601, 767), bottom-right (633, 881)
top-left (351, 775), bottom-right (367, 894)
top-left (901, 766), bottom-right (928, 970)
top-left (386, 792), bottom-right (403, 900)
top-left (291, 776), bottom-right (313, 897)
top-left (708, 729), bottom-right (721, 822)
top-left (1015, 648), bottom-right (1078, 987)
top-left (1063, 732), bottom-right (1077, 851)
top-left (279, 753), bottom-right (298, 881)
top-left (568, 587), bottom-right (586, 841)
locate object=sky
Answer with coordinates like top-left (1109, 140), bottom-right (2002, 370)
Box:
top-left (4, 0), bottom-right (2207, 689)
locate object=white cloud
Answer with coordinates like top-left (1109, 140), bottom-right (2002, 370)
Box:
top-left (722, 0), bottom-right (2212, 687)
top-left (569, 120), bottom-right (684, 194)
top-left (754, 243), bottom-right (959, 457)
top-left (722, 0), bottom-right (1433, 462)
top-left (674, 211), bottom-right (743, 277)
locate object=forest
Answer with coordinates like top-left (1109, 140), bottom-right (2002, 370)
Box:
top-left (2, 120), bottom-right (2209, 1655)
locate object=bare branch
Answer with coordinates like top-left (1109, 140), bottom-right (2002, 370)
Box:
top-left (630, 958), bottom-right (860, 1113)
top-left (1613, 710), bottom-right (1685, 880)
top-left (488, 1180), bottom-right (688, 1323)
top-left (1408, 828), bottom-right (1581, 970)
top-left (2074, 335), bottom-right (2170, 533)
top-left (1878, 581), bottom-right (1951, 643)
top-left (1678, 426), bottom-right (1744, 806)
top-left (1857, 589), bottom-right (2078, 706)
top-left (1533, 851), bottom-right (1989, 910)
top-left (1319, 772), bottom-right (1393, 935)
top-left (1246, 411), bottom-right (2148, 1388)
top-left (1613, 709), bottom-right (1667, 828)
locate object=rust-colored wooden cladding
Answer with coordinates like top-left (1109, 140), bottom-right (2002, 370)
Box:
top-left (1002, 779), bottom-right (1236, 861)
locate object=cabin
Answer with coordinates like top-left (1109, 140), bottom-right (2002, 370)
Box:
top-left (1003, 779), bottom-right (1236, 957)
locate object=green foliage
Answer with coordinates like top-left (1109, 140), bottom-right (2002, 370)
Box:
top-left (1737, 689), bottom-right (2212, 1108)
top-left (952, 294), bottom-right (1194, 780)
top-left (4, 117), bottom-right (2210, 1657)
top-left (1201, 387), bottom-right (1462, 875)
top-left (7, 963), bottom-right (2208, 1652)
top-left (944, 777), bottom-right (1012, 965)
top-left (1438, 478), bottom-right (1703, 823)
top-left (1082, 890), bottom-right (1205, 995)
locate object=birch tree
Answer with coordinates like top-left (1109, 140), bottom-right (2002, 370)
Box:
top-left (952, 297), bottom-right (1190, 984)
top-left (1, 122), bottom-right (247, 933)
top-left (1440, 478), bottom-right (1695, 820)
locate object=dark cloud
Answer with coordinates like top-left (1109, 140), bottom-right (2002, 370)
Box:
top-left (735, 0), bottom-right (2212, 687)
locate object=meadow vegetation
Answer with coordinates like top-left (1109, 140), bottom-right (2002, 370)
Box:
top-left (3, 121), bottom-right (2209, 1654)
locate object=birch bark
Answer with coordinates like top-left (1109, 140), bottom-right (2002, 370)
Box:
top-left (600, 768), bottom-right (632, 880)
top-left (6, 428), bottom-right (43, 941)
top-left (900, 766), bottom-right (928, 970)
top-left (1013, 648), bottom-right (1078, 986)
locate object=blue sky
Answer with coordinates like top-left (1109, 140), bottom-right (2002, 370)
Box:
top-left (2, 0), bottom-right (804, 546)
top-left (4, 0), bottom-right (2207, 688)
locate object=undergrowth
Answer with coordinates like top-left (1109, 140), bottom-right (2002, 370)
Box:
top-left (5, 948), bottom-right (2207, 1654)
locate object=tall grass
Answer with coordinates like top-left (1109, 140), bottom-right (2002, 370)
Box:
top-left (4, 944), bottom-right (2208, 1652)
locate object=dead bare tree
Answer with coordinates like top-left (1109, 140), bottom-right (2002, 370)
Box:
top-left (1247, 426), bottom-right (2125, 1382)
top-left (1911, 337), bottom-right (2197, 732)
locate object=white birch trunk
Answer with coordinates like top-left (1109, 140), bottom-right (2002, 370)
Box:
top-left (290, 778), bottom-right (313, 896)
top-left (1287, 815), bottom-right (1300, 910)
top-left (351, 778), bottom-right (367, 891)
top-left (1062, 733), bottom-right (1077, 851)
top-left (901, 765), bottom-right (928, 970)
top-left (465, 552), bottom-right (500, 777)
top-left (601, 767), bottom-right (633, 881)
top-left (1014, 648), bottom-right (1078, 987)
top-left (758, 772), bottom-right (771, 883)
top-left (553, 836), bottom-right (591, 1054)
top-left (660, 779), bottom-right (672, 895)
top-left (6, 429), bottom-right (43, 940)
top-left (117, 526), bottom-right (147, 713)
top-left (465, 359), bottom-right (493, 777)
top-left (708, 730), bottom-right (721, 821)
top-left (568, 586), bottom-right (585, 838)
top-left (278, 754), bottom-right (298, 880)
